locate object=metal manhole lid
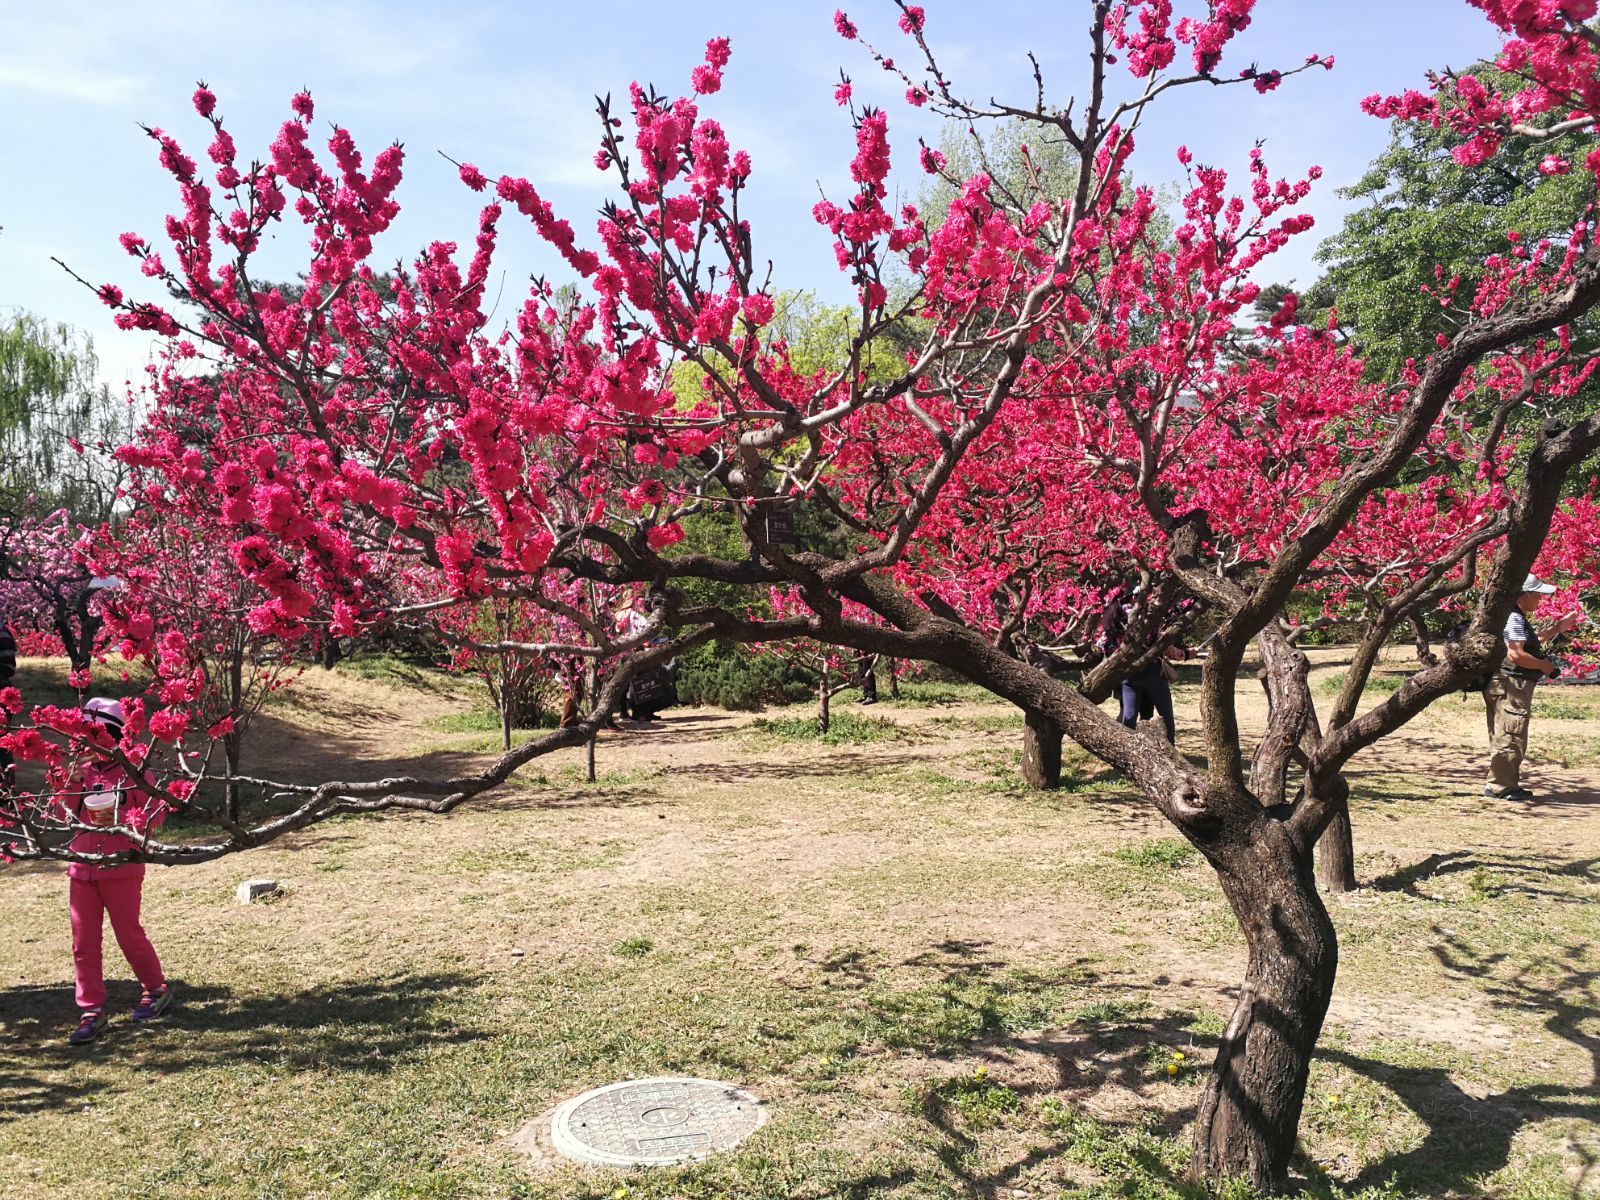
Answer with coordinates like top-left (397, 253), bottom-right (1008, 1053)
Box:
top-left (549, 1076), bottom-right (766, 1167)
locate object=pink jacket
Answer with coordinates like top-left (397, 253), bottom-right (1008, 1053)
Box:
top-left (64, 761), bottom-right (166, 881)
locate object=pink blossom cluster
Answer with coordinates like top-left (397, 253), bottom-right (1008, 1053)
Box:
top-left (1363, 0), bottom-right (1600, 174)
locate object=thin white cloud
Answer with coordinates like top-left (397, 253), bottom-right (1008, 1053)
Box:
top-left (0, 64), bottom-right (146, 106)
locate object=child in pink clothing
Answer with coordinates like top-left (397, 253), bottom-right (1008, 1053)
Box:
top-left (64, 698), bottom-right (173, 1044)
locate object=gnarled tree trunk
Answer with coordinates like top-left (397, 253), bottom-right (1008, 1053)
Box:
top-left (1192, 821), bottom-right (1337, 1193)
top-left (1021, 710), bottom-right (1062, 789)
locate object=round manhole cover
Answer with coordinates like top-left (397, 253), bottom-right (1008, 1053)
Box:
top-left (549, 1077), bottom-right (766, 1167)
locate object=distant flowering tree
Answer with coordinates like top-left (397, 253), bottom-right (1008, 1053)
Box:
top-left (83, 504), bottom-right (299, 821)
top-left (10, 1), bottom-right (1600, 1188)
top-left (0, 509), bottom-right (105, 679)
top-left (434, 595), bottom-right (562, 749)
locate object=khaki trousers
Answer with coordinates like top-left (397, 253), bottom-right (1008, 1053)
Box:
top-left (1483, 673), bottom-right (1539, 793)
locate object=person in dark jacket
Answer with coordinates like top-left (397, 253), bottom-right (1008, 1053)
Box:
top-left (1099, 586), bottom-right (1191, 743)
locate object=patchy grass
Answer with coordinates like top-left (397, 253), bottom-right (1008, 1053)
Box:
top-left (432, 707), bottom-right (559, 734)
top-left (914, 1065), bottom-right (1023, 1131)
top-left (1533, 692), bottom-right (1600, 721)
top-left (931, 710), bottom-right (1025, 734)
top-left (880, 679), bottom-right (993, 707)
top-left (747, 709), bottom-right (912, 744)
top-left (1110, 838), bottom-right (1198, 871)
top-left (0, 650), bottom-right (1595, 1200)
top-left (331, 650), bottom-right (465, 694)
top-left (1536, 730), bottom-right (1600, 767)
top-left (1318, 671), bottom-right (1407, 698)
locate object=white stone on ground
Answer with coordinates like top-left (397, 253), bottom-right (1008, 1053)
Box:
top-left (235, 879), bottom-right (280, 904)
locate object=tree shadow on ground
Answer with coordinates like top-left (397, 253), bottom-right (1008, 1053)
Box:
top-left (1370, 849), bottom-right (1599, 905)
top-left (667, 750), bottom-right (938, 785)
top-left (0, 971), bottom-right (483, 1124)
top-left (607, 712), bottom-right (738, 741)
top-left (807, 935), bottom-right (1599, 1199)
top-left (1335, 934), bottom-right (1598, 1198)
top-left (798, 936), bottom-right (1220, 1197)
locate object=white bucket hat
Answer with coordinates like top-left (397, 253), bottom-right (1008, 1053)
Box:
top-left (82, 697), bottom-right (126, 731)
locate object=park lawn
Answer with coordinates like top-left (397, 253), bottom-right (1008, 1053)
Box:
top-left (0, 652), bottom-right (1596, 1200)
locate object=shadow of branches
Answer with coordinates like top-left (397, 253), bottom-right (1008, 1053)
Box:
top-left (0, 971), bottom-right (484, 1124)
top-left (1334, 934), bottom-right (1598, 1197)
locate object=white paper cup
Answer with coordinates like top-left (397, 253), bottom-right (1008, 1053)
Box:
top-left (83, 792), bottom-right (118, 828)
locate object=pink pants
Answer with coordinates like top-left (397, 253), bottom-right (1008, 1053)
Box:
top-left (69, 876), bottom-right (165, 1012)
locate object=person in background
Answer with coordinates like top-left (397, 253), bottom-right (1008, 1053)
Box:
top-left (1098, 583), bottom-right (1192, 744)
top-left (855, 652), bottom-right (879, 706)
top-left (612, 600), bottom-right (652, 722)
top-left (1484, 575), bottom-right (1582, 801)
top-left (63, 698), bottom-right (174, 1044)
top-left (558, 658), bottom-right (584, 729)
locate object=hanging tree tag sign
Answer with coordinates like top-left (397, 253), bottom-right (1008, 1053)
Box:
top-left (763, 502), bottom-right (797, 545)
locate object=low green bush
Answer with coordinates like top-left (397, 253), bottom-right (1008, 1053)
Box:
top-left (674, 641), bottom-right (816, 710)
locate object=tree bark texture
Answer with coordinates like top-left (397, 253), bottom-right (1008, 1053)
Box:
top-left (1313, 774), bottom-right (1357, 894)
top-left (1021, 710), bottom-right (1062, 789)
top-left (1191, 821), bottom-right (1338, 1193)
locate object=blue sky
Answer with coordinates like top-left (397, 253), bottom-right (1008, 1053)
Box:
top-left (3, 1), bottom-right (1499, 386)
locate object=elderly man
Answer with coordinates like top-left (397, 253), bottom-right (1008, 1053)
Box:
top-left (1483, 575), bottom-right (1581, 801)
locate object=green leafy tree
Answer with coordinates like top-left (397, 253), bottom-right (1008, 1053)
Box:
top-left (1312, 61), bottom-right (1593, 381)
top-left (0, 311), bottom-right (134, 523)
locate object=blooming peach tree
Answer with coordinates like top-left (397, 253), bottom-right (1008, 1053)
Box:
top-left (6, 0), bottom-right (1600, 1188)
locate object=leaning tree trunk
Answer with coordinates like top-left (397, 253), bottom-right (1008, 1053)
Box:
top-left (818, 669), bottom-right (831, 734)
top-left (1021, 710), bottom-right (1062, 789)
top-left (1312, 773), bottom-right (1357, 894)
top-left (1192, 821), bottom-right (1338, 1193)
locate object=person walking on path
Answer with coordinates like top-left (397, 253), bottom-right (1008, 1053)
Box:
top-left (1484, 575), bottom-right (1582, 801)
top-left (63, 698), bottom-right (174, 1043)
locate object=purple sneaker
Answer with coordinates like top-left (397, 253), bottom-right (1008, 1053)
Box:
top-left (69, 1011), bottom-right (107, 1044)
top-left (131, 984), bottom-right (174, 1022)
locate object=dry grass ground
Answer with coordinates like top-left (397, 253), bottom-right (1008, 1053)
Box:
top-left (0, 649), bottom-right (1596, 1199)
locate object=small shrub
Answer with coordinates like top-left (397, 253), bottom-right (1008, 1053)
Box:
top-left (674, 641), bottom-right (816, 710)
